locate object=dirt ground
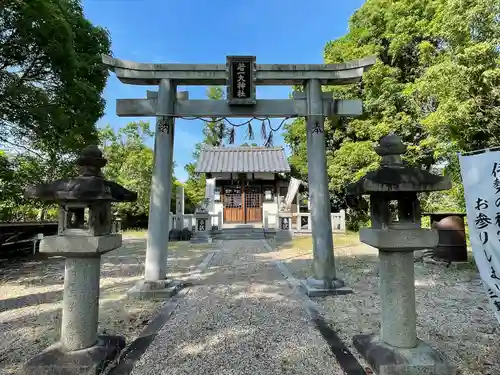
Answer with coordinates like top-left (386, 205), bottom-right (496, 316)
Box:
top-left (268, 234), bottom-right (500, 375)
top-left (0, 237), bottom-right (215, 375)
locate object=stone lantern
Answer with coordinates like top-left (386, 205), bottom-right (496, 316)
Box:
top-left (24, 145), bottom-right (137, 375)
top-left (346, 134), bottom-right (455, 375)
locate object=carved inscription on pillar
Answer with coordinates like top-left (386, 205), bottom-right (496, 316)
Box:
top-left (158, 118), bottom-right (170, 134)
top-left (311, 121), bottom-right (324, 134)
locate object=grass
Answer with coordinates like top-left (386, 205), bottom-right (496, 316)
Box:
top-left (275, 231), bottom-right (361, 252)
top-left (122, 228), bottom-right (148, 238)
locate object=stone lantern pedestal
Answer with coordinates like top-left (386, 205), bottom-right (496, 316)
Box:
top-left (192, 211), bottom-right (212, 243)
top-left (347, 134), bottom-right (456, 375)
top-left (23, 146), bottom-right (137, 375)
top-left (278, 211), bottom-right (293, 231)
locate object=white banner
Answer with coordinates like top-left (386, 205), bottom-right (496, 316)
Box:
top-left (459, 150), bottom-right (500, 324)
top-left (285, 177), bottom-right (302, 207)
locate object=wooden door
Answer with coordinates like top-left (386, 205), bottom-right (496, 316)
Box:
top-left (244, 186), bottom-right (262, 222)
top-left (223, 186), bottom-right (244, 222)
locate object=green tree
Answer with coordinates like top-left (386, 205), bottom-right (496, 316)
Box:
top-left (283, 0), bottom-right (500, 222)
top-left (0, 0), bottom-right (112, 221)
top-left (0, 152), bottom-right (78, 221)
top-left (1, 0), bottom-right (111, 152)
top-left (99, 121), bottom-right (182, 219)
top-left (240, 142), bottom-right (259, 147)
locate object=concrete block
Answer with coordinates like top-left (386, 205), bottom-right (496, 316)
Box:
top-left (127, 279), bottom-right (182, 300)
top-left (39, 234), bottom-right (122, 256)
top-left (360, 228), bottom-right (438, 251)
top-left (300, 277), bottom-right (353, 297)
top-left (23, 335), bottom-right (125, 375)
top-left (353, 333), bottom-right (456, 375)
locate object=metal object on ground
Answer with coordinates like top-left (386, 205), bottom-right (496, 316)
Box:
top-left (424, 213), bottom-right (468, 263)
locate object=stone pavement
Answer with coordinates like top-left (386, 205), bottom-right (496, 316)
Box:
top-left (126, 239), bottom-right (351, 375)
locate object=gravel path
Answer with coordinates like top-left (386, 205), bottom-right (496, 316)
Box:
top-left (130, 239), bottom-right (343, 375)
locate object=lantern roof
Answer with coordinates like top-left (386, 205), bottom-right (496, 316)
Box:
top-left (346, 134), bottom-right (451, 196)
top-left (25, 145), bottom-right (137, 203)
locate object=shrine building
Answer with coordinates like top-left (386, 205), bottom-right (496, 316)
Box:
top-left (195, 146), bottom-right (302, 226)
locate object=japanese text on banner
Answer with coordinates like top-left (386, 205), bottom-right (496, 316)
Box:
top-left (459, 151), bottom-right (500, 324)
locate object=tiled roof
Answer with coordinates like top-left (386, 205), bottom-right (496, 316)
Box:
top-left (195, 146), bottom-right (291, 173)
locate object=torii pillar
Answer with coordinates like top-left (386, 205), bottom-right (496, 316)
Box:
top-left (302, 79), bottom-right (352, 296)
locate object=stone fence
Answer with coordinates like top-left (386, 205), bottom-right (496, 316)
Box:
top-left (180, 210), bottom-right (346, 233)
top-left (111, 210), bottom-right (345, 234)
top-left (264, 210), bottom-right (346, 234)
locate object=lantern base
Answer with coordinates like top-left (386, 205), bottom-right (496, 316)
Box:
top-left (353, 333), bottom-right (455, 375)
top-left (23, 335), bottom-right (125, 375)
top-left (127, 279), bottom-right (182, 299)
top-left (300, 277), bottom-right (353, 297)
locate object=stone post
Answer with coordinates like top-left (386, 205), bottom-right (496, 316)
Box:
top-left (346, 134), bottom-right (455, 375)
top-left (176, 185), bottom-right (185, 230)
top-left (132, 78), bottom-right (181, 298)
top-left (217, 210), bottom-right (223, 229)
top-left (23, 146), bottom-right (137, 375)
top-left (116, 216), bottom-right (122, 232)
top-left (278, 212), bottom-right (292, 231)
top-left (112, 212), bottom-right (122, 233)
top-left (339, 209), bottom-right (346, 233)
top-left (303, 78), bottom-right (351, 297)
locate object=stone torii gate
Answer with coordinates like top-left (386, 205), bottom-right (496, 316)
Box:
top-left (102, 54), bottom-right (376, 298)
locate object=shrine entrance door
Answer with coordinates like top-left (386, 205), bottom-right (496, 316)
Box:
top-left (222, 181), bottom-right (262, 224)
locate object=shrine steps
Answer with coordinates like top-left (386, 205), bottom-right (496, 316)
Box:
top-left (214, 227), bottom-right (266, 241)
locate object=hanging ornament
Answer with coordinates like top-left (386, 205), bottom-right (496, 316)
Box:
top-left (261, 120), bottom-right (267, 140)
top-left (247, 122), bottom-right (254, 140)
top-left (218, 121), bottom-right (225, 141)
top-left (264, 131), bottom-right (273, 147)
top-left (229, 126), bottom-right (235, 144)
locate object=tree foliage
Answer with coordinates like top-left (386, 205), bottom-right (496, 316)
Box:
top-left (1, 0), bottom-right (112, 153)
top-left (99, 121), bottom-right (182, 222)
top-left (0, 0), bottom-right (112, 221)
top-left (0, 151), bottom-right (78, 221)
top-left (284, 0), bottom-right (500, 223)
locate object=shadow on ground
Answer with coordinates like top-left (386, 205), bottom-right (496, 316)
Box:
top-left (2, 235), bottom-right (496, 375)
top-left (269, 237), bottom-right (499, 375)
top-left (0, 238), bottom-right (216, 375)
top-left (132, 237), bottom-right (499, 375)
top-left (127, 241), bottom-right (346, 375)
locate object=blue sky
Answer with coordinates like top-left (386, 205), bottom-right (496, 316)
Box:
top-left (82, 0), bottom-right (365, 181)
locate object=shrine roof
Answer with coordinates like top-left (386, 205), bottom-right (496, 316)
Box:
top-left (195, 146), bottom-right (291, 174)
